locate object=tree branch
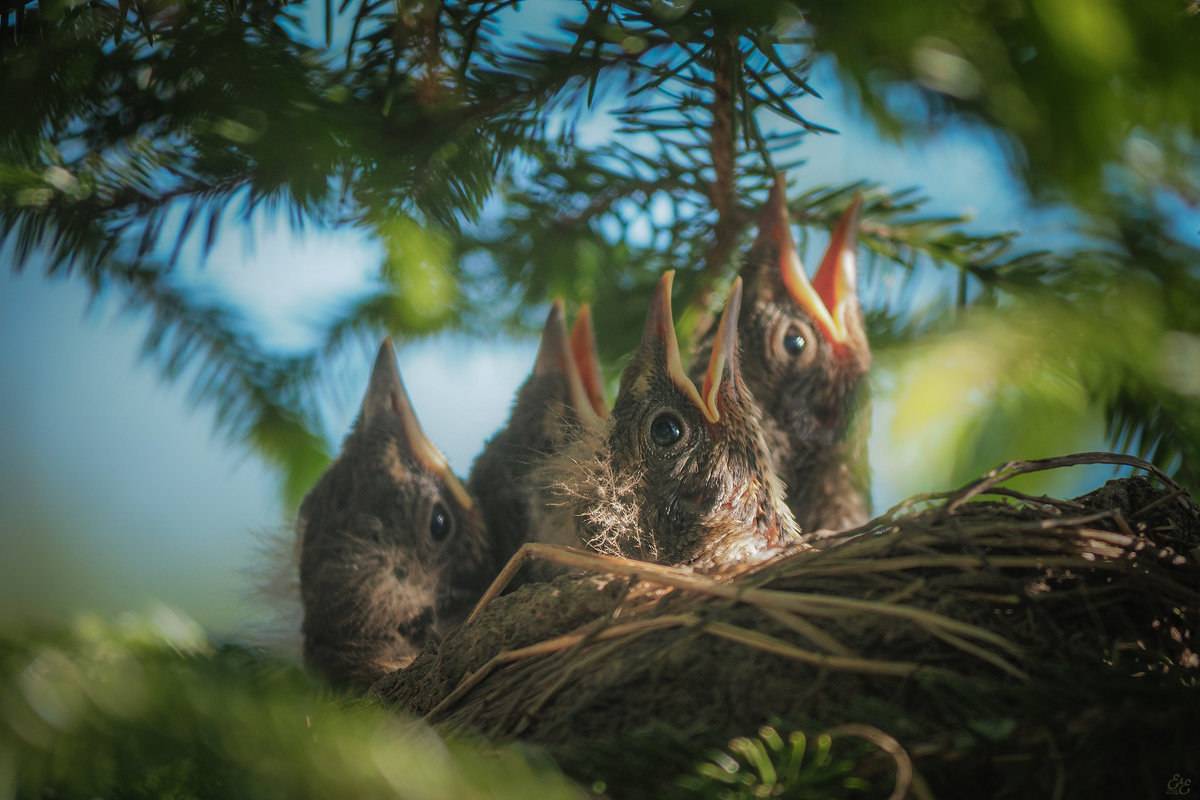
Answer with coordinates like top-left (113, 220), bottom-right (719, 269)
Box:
top-left (704, 30), bottom-right (738, 279)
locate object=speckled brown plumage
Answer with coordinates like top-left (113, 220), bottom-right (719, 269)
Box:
top-left (538, 272), bottom-right (801, 571)
top-left (695, 175), bottom-right (871, 532)
top-left (468, 301), bottom-right (605, 569)
top-left (297, 339), bottom-right (491, 687)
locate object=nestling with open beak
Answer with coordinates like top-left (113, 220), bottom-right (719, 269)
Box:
top-left (297, 339), bottom-right (491, 687)
top-left (695, 175), bottom-right (871, 532)
top-left (468, 301), bottom-right (607, 569)
top-left (539, 271), bottom-right (801, 571)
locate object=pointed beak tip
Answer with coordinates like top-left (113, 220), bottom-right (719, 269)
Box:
top-left (728, 275), bottom-right (744, 311)
top-left (766, 179), bottom-right (788, 222)
top-left (812, 195), bottom-right (864, 341)
top-left (644, 271), bottom-right (677, 343)
top-left (719, 278), bottom-right (743, 354)
top-left (377, 336), bottom-right (397, 361)
top-left (770, 171), bottom-right (788, 197)
top-left (700, 278), bottom-right (744, 425)
top-left (760, 174), bottom-right (797, 246)
top-left (641, 269), bottom-right (713, 423)
top-left (569, 303), bottom-right (609, 420)
top-left (448, 476), bottom-right (475, 512)
top-left (843, 193), bottom-right (864, 238)
top-left (364, 338), bottom-right (470, 510)
top-left (535, 302), bottom-right (572, 377)
top-left (569, 304), bottom-right (593, 349)
top-left (659, 269), bottom-right (676, 295)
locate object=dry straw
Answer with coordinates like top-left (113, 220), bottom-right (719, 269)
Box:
top-left (375, 452), bottom-right (1199, 793)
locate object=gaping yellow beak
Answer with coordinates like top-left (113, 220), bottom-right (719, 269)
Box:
top-left (700, 277), bottom-right (743, 423)
top-left (757, 174), bottom-right (861, 353)
top-left (642, 271), bottom-right (741, 425)
top-left (812, 191), bottom-right (863, 352)
top-left (642, 271), bottom-right (719, 424)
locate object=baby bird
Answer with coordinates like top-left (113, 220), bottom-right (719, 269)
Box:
top-left (468, 301), bottom-right (605, 568)
top-left (695, 175), bottom-right (871, 532)
top-left (541, 271), bottom-right (801, 571)
top-left (298, 339), bottom-right (491, 687)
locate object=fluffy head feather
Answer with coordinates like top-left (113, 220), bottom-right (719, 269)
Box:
top-left (468, 300), bottom-right (606, 570)
top-left (695, 175), bottom-right (872, 532)
top-left (298, 339), bottom-right (490, 687)
top-left (541, 272), bottom-right (800, 571)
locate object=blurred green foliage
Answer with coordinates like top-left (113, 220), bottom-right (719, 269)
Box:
top-left (0, 611), bottom-right (584, 799)
top-left (5, 608), bottom-right (1194, 799)
top-left (675, 726), bottom-right (881, 799)
top-left (806, 0), bottom-right (1200, 201)
top-left (3, 5), bottom-right (1198, 794)
top-left (1, 0), bottom-right (1198, 502)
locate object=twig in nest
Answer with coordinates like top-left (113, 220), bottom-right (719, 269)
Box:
top-left (467, 543), bottom-right (1028, 672)
top-left (758, 591), bottom-right (1024, 658)
top-left (699, 621), bottom-right (932, 678)
top-left (760, 608), bottom-right (858, 657)
top-left (425, 615), bottom-right (699, 722)
top-left (1009, 511), bottom-right (1118, 531)
top-left (946, 451), bottom-right (1178, 513)
top-left (878, 577), bottom-right (930, 605)
top-left (1109, 509), bottom-right (1138, 539)
top-left (825, 723), bottom-right (924, 800)
top-left (979, 486), bottom-right (1089, 511)
top-left (778, 552), bottom-right (1121, 579)
top-left (876, 490), bottom-right (960, 521)
top-left (508, 578), bottom-right (638, 736)
top-left (467, 542), bottom-right (713, 623)
top-left (1132, 486), bottom-right (1190, 519)
top-left (919, 624), bottom-right (1028, 680)
top-left (430, 610), bottom-right (944, 723)
top-left (512, 636), bottom-right (633, 737)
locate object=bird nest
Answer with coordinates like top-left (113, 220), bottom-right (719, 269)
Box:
top-left (374, 453), bottom-right (1200, 798)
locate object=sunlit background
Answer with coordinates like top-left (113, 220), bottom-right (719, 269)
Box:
top-left (2, 1), bottom-right (1194, 642)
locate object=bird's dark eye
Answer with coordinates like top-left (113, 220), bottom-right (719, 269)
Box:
top-left (429, 502), bottom-right (453, 542)
top-left (783, 325), bottom-right (807, 356)
top-left (649, 413), bottom-right (683, 447)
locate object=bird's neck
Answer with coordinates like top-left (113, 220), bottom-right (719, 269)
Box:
top-left (767, 394), bottom-right (871, 533)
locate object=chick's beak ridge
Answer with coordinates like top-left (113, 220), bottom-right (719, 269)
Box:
top-left (760, 175), bottom-right (860, 353)
top-left (372, 338), bottom-right (475, 512)
top-left (811, 192), bottom-right (863, 356)
top-left (700, 277), bottom-right (743, 424)
top-left (535, 299), bottom-right (601, 427)
top-left (642, 271), bottom-right (718, 425)
top-left (570, 303), bottom-right (610, 419)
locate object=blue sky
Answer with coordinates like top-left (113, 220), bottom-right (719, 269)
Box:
top-left (0, 234), bottom-right (535, 633)
top-left (0, 37), bottom-right (1111, 640)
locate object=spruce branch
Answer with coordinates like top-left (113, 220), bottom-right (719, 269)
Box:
top-left (704, 29), bottom-right (738, 280)
top-left (4, 0), bottom-right (1198, 496)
